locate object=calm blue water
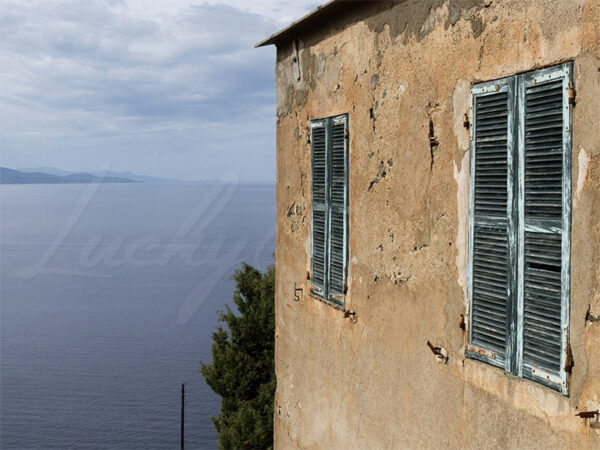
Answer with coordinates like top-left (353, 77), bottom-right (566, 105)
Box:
top-left (0, 182), bottom-right (275, 449)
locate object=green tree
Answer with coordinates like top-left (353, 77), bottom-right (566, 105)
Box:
top-left (201, 263), bottom-right (276, 450)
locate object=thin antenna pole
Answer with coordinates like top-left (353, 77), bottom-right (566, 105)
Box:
top-left (180, 383), bottom-right (185, 450)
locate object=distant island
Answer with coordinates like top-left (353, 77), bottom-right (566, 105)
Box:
top-left (0, 167), bottom-right (138, 184)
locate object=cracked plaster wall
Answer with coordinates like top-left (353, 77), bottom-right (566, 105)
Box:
top-left (273, 0), bottom-right (600, 448)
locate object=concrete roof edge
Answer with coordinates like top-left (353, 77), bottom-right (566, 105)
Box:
top-left (255, 0), bottom-right (341, 48)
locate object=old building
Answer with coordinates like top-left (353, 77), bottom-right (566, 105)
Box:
top-left (258, 0), bottom-right (600, 447)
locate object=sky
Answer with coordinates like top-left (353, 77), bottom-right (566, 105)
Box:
top-left (0, 0), bottom-right (318, 181)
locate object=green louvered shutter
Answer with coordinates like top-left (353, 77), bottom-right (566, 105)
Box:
top-left (468, 63), bottom-right (572, 395)
top-left (311, 120), bottom-right (328, 297)
top-left (468, 79), bottom-right (516, 369)
top-left (518, 64), bottom-right (572, 393)
top-left (328, 116), bottom-right (348, 304)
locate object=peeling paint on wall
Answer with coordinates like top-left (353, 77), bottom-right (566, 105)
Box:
top-left (576, 147), bottom-right (590, 198)
top-left (270, 0), bottom-right (600, 447)
top-left (454, 151), bottom-right (470, 300)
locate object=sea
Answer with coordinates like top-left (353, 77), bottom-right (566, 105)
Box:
top-left (0, 181), bottom-right (276, 449)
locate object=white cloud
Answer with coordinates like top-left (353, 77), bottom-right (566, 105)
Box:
top-left (0, 0), bottom-right (317, 180)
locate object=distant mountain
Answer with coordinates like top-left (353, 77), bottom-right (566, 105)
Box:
top-left (19, 167), bottom-right (183, 184)
top-left (0, 168), bottom-right (138, 184)
top-left (90, 170), bottom-right (183, 184)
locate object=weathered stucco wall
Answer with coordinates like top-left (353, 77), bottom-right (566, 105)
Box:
top-left (273, 0), bottom-right (600, 448)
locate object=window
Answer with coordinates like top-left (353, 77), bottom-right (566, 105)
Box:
top-left (310, 114), bottom-right (349, 307)
top-left (467, 63), bottom-right (573, 394)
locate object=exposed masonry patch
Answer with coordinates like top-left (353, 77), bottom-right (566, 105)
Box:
top-left (287, 201), bottom-right (306, 232)
top-left (300, 171), bottom-right (307, 199)
top-left (426, 103), bottom-right (443, 168)
top-left (386, 270), bottom-right (411, 286)
top-left (428, 118), bottom-right (440, 167)
top-left (370, 74), bottom-right (380, 90)
top-left (413, 242), bottom-right (429, 252)
top-left (372, 270), bottom-right (411, 286)
top-left (368, 160), bottom-right (388, 191)
top-left (586, 306), bottom-right (600, 324)
top-left (369, 107), bottom-right (376, 133)
top-left (365, 0), bottom-right (487, 43)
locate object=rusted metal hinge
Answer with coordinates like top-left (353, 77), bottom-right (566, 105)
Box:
top-left (463, 113), bottom-right (470, 130)
top-left (564, 347), bottom-right (574, 373)
top-left (567, 86), bottom-right (576, 105)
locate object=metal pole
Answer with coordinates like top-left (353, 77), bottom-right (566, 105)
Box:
top-left (181, 383), bottom-right (185, 450)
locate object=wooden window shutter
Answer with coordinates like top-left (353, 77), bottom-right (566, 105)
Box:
top-left (517, 64), bottom-right (572, 393)
top-left (311, 120), bottom-right (328, 296)
top-left (468, 63), bottom-right (572, 395)
top-left (328, 115), bottom-right (348, 304)
top-left (310, 114), bottom-right (349, 306)
top-left (467, 78), bottom-right (517, 369)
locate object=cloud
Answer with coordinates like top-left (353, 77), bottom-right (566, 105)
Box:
top-left (0, 0), bottom-right (316, 180)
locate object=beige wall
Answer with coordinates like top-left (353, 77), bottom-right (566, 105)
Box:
top-left (273, 0), bottom-right (600, 447)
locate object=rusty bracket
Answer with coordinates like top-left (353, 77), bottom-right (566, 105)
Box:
top-left (343, 310), bottom-right (357, 323)
top-left (576, 410), bottom-right (599, 419)
top-left (576, 410), bottom-right (600, 428)
top-left (459, 314), bottom-right (466, 331)
top-left (463, 113), bottom-right (470, 130)
top-left (427, 341), bottom-right (441, 355)
top-left (293, 282), bottom-right (303, 302)
top-left (427, 341), bottom-right (448, 363)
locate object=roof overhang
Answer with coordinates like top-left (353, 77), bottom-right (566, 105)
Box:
top-left (255, 0), bottom-right (343, 48)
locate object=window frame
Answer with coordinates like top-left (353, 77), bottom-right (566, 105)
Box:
top-left (466, 63), bottom-right (573, 395)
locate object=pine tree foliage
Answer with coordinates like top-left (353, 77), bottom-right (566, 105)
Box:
top-left (201, 263), bottom-right (275, 450)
